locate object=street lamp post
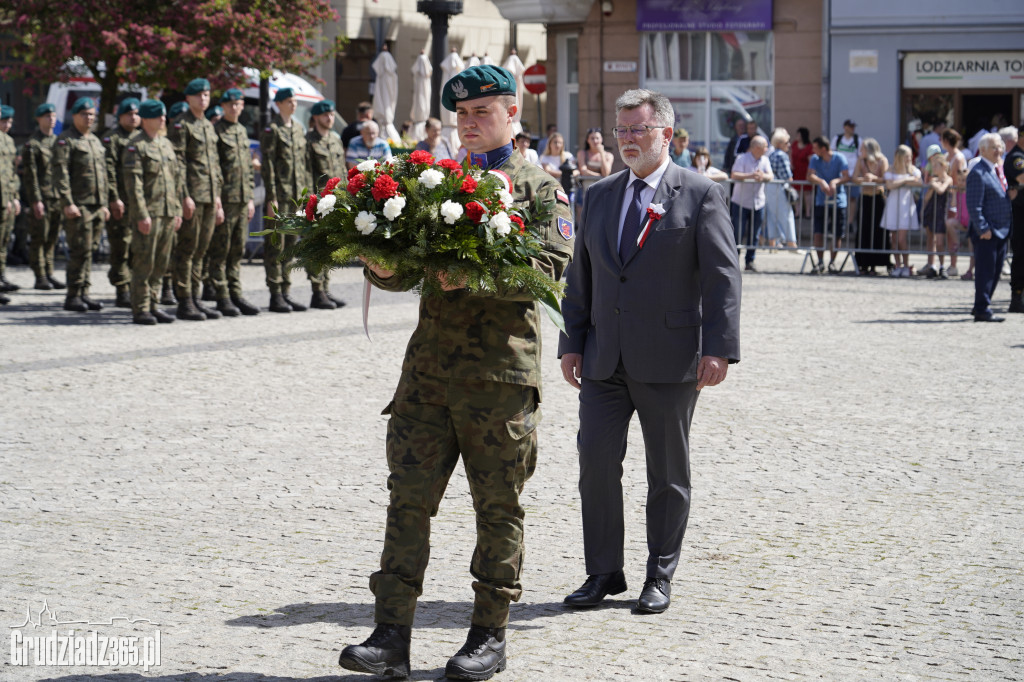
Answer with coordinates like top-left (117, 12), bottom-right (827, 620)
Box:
top-left (417, 0), bottom-right (464, 118)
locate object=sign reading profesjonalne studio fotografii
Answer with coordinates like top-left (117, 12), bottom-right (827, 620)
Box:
top-left (636, 0), bottom-right (773, 32)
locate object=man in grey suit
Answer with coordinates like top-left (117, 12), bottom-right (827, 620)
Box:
top-left (558, 89), bottom-right (741, 614)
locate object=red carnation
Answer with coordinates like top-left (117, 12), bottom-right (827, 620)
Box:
top-left (305, 194), bottom-right (318, 221)
top-left (371, 174), bottom-right (400, 201)
top-left (348, 166), bottom-right (362, 180)
top-left (465, 201), bottom-right (487, 223)
top-left (510, 214), bottom-right (525, 234)
top-left (409, 150), bottom-right (435, 165)
top-left (438, 158), bottom-right (462, 173)
top-left (347, 173), bottom-right (367, 195)
top-left (321, 177), bottom-right (342, 197)
top-left (460, 175), bottom-right (478, 194)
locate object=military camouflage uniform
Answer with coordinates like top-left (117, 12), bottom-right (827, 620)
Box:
top-left (211, 116), bottom-right (254, 299)
top-left (260, 114), bottom-right (311, 295)
top-left (0, 128), bottom-right (20, 281)
top-left (364, 151), bottom-right (574, 629)
top-left (306, 125), bottom-right (346, 291)
top-left (102, 122), bottom-right (139, 290)
top-left (168, 110), bottom-right (222, 299)
top-left (23, 128), bottom-right (62, 281)
top-left (50, 126), bottom-right (112, 298)
top-left (123, 131), bottom-right (184, 317)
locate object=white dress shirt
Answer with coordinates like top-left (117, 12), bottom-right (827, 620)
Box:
top-left (617, 156), bottom-right (672, 250)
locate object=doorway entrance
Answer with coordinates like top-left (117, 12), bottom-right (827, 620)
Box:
top-left (961, 93), bottom-right (1014, 140)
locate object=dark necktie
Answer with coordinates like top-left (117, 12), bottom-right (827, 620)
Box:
top-left (619, 178), bottom-right (647, 262)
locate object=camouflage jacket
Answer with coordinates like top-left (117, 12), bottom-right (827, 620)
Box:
top-left (366, 152), bottom-right (575, 392)
top-left (260, 114), bottom-right (311, 212)
top-left (22, 129), bottom-right (58, 204)
top-left (0, 130), bottom-right (20, 208)
top-left (214, 118), bottom-right (254, 205)
top-left (50, 126), bottom-right (110, 208)
top-left (102, 123), bottom-right (138, 205)
top-left (307, 126), bottom-right (345, 192)
top-left (167, 110), bottom-right (222, 204)
top-left (122, 131), bottom-right (184, 221)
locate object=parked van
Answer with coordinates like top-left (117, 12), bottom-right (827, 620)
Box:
top-left (45, 60), bottom-right (146, 134)
top-left (669, 85), bottom-right (770, 167)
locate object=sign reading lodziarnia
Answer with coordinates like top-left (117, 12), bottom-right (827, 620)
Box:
top-left (904, 51), bottom-right (1024, 89)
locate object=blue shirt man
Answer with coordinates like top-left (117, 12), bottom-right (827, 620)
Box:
top-left (806, 136), bottom-right (851, 273)
top-left (345, 120), bottom-right (392, 169)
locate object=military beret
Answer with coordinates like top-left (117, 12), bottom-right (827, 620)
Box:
top-left (168, 101), bottom-right (189, 118)
top-left (184, 78), bottom-right (211, 95)
top-left (70, 98), bottom-right (96, 115)
top-left (139, 99), bottom-right (166, 119)
top-left (0, 105), bottom-right (14, 119)
top-left (35, 103), bottom-right (56, 117)
top-left (205, 105), bottom-right (223, 121)
top-left (274, 87), bottom-right (295, 103)
top-left (221, 88), bottom-right (243, 103)
top-left (441, 64), bottom-right (516, 112)
top-left (311, 99), bottom-right (335, 116)
top-left (116, 98), bottom-right (140, 117)
top-left (926, 144), bottom-right (944, 160)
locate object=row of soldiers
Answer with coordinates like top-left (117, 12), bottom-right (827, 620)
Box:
top-left (0, 78), bottom-right (348, 323)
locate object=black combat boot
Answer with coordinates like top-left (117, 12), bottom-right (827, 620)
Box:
top-left (176, 296), bottom-right (206, 321)
top-left (34, 275), bottom-right (53, 290)
top-left (0, 275), bottom-right (18, 292)
top-left (215, 298), bottom-right (240, 317)
top-left (132, 311), bottom-right (157, 325)
top-left (310, 289), bottom-right (336, 309)
top-left (268, 292), bottom-right (291, 313)
top-left (338, 623), bottom-right (411, 678)
top-left (114, 285), bottom-right (132, 308)
top-left (151, 304), bottom-right (175, 324)
top-left (47, 273), bottom-right (66, 289)
top-left (282, 290), bottom-right (307, 311)
top-left (445, 625), bottom-right (507, 681)
top-left (1009, 291), bottom-right (1024, 313)
top-left (201, 281), bottom-right (216, 301)
top-left (160, 279), bottom-right (177, 305)
top-left (80, 294), bottom-right (103, 311)
top-left (63, 295), bottom-right (88, 312)
top-left (326, 290), bottom-right (346, 308)
top-left (230, 295), bottom-right (260, 315)
top-left (193, 296), bottom-right (221, 319)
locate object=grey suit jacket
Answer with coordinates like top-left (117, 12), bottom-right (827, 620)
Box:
top-left (558, 163), bottom-right (741, 383)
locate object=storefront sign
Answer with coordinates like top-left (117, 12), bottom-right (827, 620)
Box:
top-left (904, 51), bottom-right (1024, 89)
top-left (636, 0), bottom-right (773, 32)
top-left (849, 50), bottom-right (878, 74)
top-left (603, 61), bottom-right (637, 73)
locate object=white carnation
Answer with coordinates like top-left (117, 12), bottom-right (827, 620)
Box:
top-left (295, 209), bottom-right (304, 217)
top-left (419, 168), bottom-right (444, 189)
top-left (357, 159), bottom-right (378, 172)
top-left (497, 189), bottom-right (514, 208)
top-left (440, 200), bottom-right (464, 224)
top-left (489, 211), bottom-right (512, 237)
top-left (354, 210), bottom-right (377, 235)
top-left (316, 194), bottom-right (337, 217)
top-left (383, 195), bottom-right (406, 221)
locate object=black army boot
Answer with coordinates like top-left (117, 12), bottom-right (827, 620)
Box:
top-left (34, 275), bottom-right (53, 290)
top-left (0, 275), bottom-right (19, 292)
top-left (176, 296), bottom-right (206, 321)
top-left (282, 289), bottom-right (307, 311)
top-left (1009, 290), bottom-right (1024, 313)
top-left (47, 273), bottom-right (66, 289)
top-left (80, 293), bottom-right (103, 311)
top-left (326, 290), bottom-right (346, 308)
top-left (216, 298), bottom-right (240, 317)
top-left (160, 279), bottom-right (177, 305)
top-left (132, 311), bottom-right (157, 325)
top-left (310, 289), bottom-right (336, 309)
top-left (338, 623), bottom-right (411, 678)
top-left (268, 292), bottom-right (292, 313)
top-left (445, 625), bottom-right (507, 681)
top-left (193, 296), bottom-right (221, 319)
top-left (114, 285), bottom-right (132, 308)
top-left (201, 280), bottom-right (216, 301)
top-left (151, 304), bottom-right (175, 324)
top-left (230, 295), bottom-right (259, 316)
top-left (63, 295), bottom-right (88, 312)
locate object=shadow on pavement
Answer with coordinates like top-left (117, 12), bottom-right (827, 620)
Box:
top-left (39, 672), bottom-right (448, 682)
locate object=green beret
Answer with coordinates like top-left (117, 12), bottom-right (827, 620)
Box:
top-left (168, 101), bottom-right (189, 118)
top-left (311, 99), bottom-right (335, 116)
top-left (184, 78), bottom-right (211, 96)
top-left (35, 103), bottom-right (56, 117)
top-left (441, 64), bottom-right (516, 112)
top-left (116, 98), bottom-right (140, 117)
top-left (274, 87), bottom-right (294, 103)
top-left (221, 88), bottom-right (243, 102)
top-left (70, 98), bottom-right (95, 115)
top-left (139, 99), bottom-right (166, 119)
top-left (205, 105), bottom-right (223, 121)
top-left (0, 105), bottom-right (13, 119)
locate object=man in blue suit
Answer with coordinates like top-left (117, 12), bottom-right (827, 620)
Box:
top-left (966, 133), bottom-right (1017, 322)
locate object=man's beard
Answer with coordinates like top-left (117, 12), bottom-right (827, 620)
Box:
top-left (620, 140), bottom-right (664, 173)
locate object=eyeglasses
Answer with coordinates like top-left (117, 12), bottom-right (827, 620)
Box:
top-left (612, 124), bottom-right (663, 138)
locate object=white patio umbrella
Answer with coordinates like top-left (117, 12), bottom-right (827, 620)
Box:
top-left (465, 53), bottom-right (481, 68)
top-left (371, 47), bottom-right (401, 142)
top-left (410, 50), bottom-right (432, 141)
top-left (503, 50), bottom-right (526, 136)
top-left (440, 48), bottom-right (465, 151)
top-left (481, 53), bottom-right (495, 66)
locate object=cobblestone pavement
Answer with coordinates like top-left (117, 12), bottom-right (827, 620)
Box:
top-left (2, 252), bottom-right (1022, 682)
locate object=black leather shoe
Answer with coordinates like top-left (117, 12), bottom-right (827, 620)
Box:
top-left (34, 276), bottom-right (54, 290)
top-left (283, 292), bottom-right (307, 311)
top-left (151, 306), bottom-right (175, 324)
top-left (268, 292), bottom-right (292, 313)
top-left (445, 625), bottom-right (506, 681)
top-left (81, 294), bottom-right (103, 311)
top-left (310, 289), bottom-right (337, 310)
top-left (114, 287), bottom-right (132, 308)
top-left (193, 296), bottom-right (221, 319)
top-left (63, 296), bottom-right (88, 312)
top-left (564, 570), bottom-right (627, 608)
top-left (47, 274), bottom-right (66, 289)
top-left (215, 298), bottom-right (241, 317)
top-left (133, 312), bottom-right (157, 325)
top-left (974, 315), bottom-right (1005, 323)
top-left (636, 577), bottom-right (671, 614)
top-left (231, 295), bottom-right (260, 315)
top-left (338, 623), bottom-right (411, 678)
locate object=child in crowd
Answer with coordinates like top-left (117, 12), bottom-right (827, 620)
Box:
top-left (921, 146), bottom-right (953, 278)
top-left (881, 145), bottom-right (922, 277)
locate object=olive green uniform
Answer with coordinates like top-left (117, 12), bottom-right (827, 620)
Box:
top-left (50, 126), bottom-right (112, 298)
top-left (102, 123), bottom-right (138, 289)
top-left (211, 117), bottom-right (254, 299)
top-left (168, 110), bottom-right (222, 299)
top-left (364, 152), bottom-right (575, 629)
top-left (0, 129), bottom-right (20, 282)
top-left (260, 114), bottom-right (311, 295)
top-left (306, 125), bottom-right (346, 291)
top-left (123, 131), bottom-right (184, 316)
top-left (23, 129), bottom-right (62, 280)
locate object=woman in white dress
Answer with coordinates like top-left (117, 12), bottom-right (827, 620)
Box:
top-left (880, 145), bottom-right (922, 277)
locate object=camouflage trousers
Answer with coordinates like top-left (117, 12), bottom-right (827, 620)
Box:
top-left (0, 206), bottom-right (15, 277)
top-left (172, 201), bottom-right (215, 298)
top-left (63, 204), bottom-right (105, 297)
top-left (208, 202), bottom-right (247, 299)
top-left (370, 371), bottom-right (540, 629)
top-left (130, 217), bottom-right (175, 315)
top-left (106, 215), bottom-right (132, 288)
top-left (28, 204), bottom-right (63, 278)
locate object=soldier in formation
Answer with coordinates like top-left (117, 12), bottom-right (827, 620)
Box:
top-left (0, 105), bottom-right (21, 298)
top-left (23, 103), bottom-right (65, 292)
top-left (102, 97), bottom-right (141, 307)
top-left (305, 98), bottom-right (346, 309)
